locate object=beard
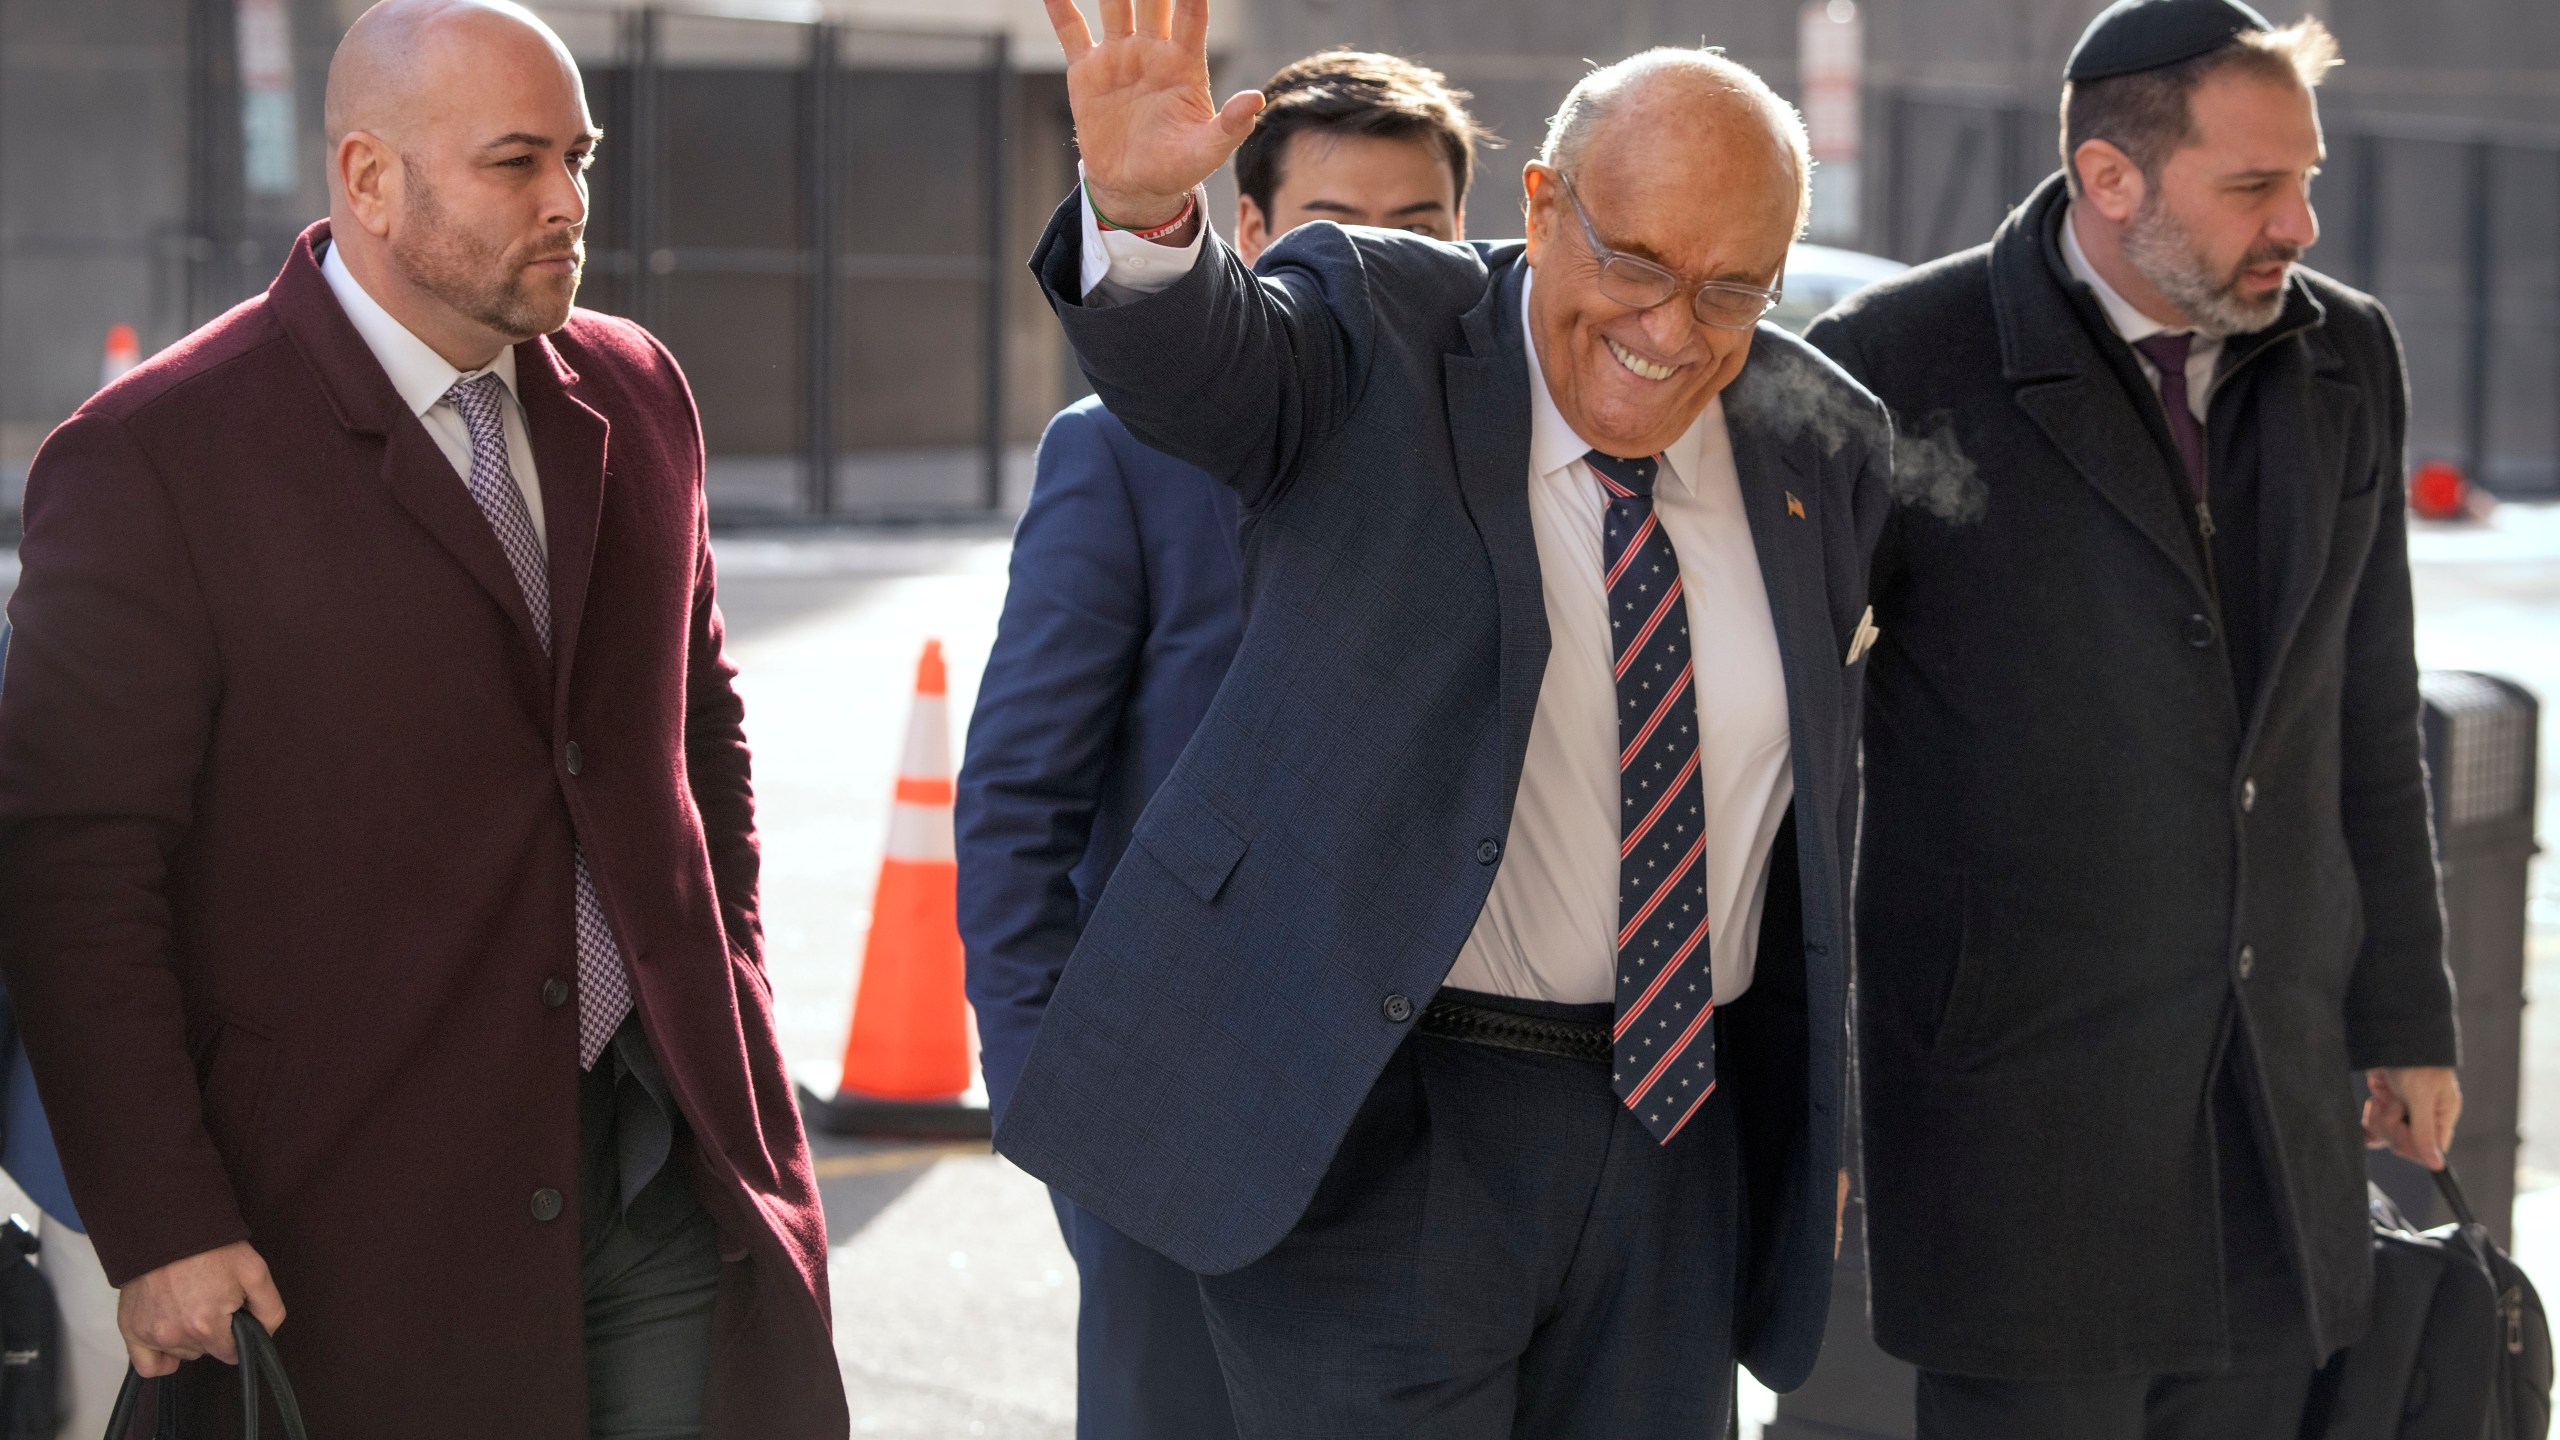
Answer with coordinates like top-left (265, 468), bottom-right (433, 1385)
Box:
top-left (2120, 191), bottom-right (2299, 338)
top-left (394, 157), bottom-right (584, 342)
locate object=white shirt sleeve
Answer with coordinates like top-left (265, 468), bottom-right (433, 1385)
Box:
top-left (1076, 166), bottom-right (1209, 307)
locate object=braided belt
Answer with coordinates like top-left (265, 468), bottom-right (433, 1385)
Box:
top-left (1417, 995), bottom-right (1612, 1065)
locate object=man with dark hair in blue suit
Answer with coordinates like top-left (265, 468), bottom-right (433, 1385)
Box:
top-left (996, 1), bottom-right (1893, 1432)
top-left (957, 48), bottom-right (1489, 1440)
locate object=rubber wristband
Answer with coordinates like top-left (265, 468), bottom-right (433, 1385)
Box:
top-left (1094, 190), bottom-right (1197, 242)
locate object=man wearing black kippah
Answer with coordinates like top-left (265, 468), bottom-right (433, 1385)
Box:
top-left (1807, 3), bottom-right (2461, 1436)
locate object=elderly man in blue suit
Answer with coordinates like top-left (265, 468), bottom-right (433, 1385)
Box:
top-left (1005, 0), bottom-right (1892, 1432)
top-left (957, 48), bottom-right (1490, 1440)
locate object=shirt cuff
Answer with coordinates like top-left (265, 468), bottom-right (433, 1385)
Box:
top-left (1077, 165), bottom-right (1209, 307)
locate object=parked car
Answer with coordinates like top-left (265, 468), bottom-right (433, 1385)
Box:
top-left (1773, 242), bottom-right (1907, 334)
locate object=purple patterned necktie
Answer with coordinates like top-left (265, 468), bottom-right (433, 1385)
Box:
top-left (2132, 332), bottom-right (2208, 501)
top-left (446, 373), bottom-right (634, 1069)
top-left (1587, 450), bottom-right (1717, 1145)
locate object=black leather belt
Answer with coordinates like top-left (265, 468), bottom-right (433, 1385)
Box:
top-left (1418, 995), bottom-right (1611, 1064)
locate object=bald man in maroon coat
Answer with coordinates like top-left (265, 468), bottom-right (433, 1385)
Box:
top-left (0, 2), bottom-right (845, 1435)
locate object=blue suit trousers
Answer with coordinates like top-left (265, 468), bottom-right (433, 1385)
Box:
top-left (1051, 1192), bottom-right (1239, 1439)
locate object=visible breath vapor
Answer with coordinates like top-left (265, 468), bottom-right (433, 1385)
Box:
top-left (1889, 411), bottom-right (1987, 525)
top-left (1741, 342), bottom-right (1989, 525)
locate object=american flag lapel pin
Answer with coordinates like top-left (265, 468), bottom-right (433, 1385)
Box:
top-left (1785, 491), bottom-right (1806, 519)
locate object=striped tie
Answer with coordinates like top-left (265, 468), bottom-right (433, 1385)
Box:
top-left (446, 373), bottom-right (635, 1069)
top-left (1587, 450), bottom-right (1717, 1145)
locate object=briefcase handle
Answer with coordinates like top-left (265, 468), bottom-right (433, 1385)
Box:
top-left (2432, 1162), bottom-right (2481, 1230)
top-left (103, 1312), bottom-right (311, 1440)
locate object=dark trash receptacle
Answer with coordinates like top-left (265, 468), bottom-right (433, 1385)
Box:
top-left (1768, 671), bottom-right (2540, 1439)
top-left (2368, 671), bottom-right (2540, 1247)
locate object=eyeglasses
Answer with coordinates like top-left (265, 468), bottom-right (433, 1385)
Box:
top-left (1545, 169), bottom-right (1783, 331)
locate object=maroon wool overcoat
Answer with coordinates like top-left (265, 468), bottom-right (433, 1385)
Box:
top-left (0, 223), bottom-right (847, 1436)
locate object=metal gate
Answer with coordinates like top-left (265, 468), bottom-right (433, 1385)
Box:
top-left (557, 8), bottom-right (1014, 519)
top-left (166, 3), bottom-right (1020, 522)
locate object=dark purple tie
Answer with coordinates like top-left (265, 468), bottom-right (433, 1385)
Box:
top-left (2132, 332), bottom-right (2207, 500)
top-left (1586, 450), bottom-right (1717, 1146)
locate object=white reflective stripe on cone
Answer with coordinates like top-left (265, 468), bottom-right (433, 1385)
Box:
top-left (900, 694), bottom-right (951, 781)
top-left (886, 799), bottom-right (957, 864)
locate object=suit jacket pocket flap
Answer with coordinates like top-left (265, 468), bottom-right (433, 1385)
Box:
top-left (1132, 798), bottom-right (1251, 904)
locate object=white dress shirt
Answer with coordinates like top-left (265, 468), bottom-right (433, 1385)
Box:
top-left (1078, 168), bottom-right (1211, 309)
top-left (320, 239), bottom-right (549, 550)
top-left (2062, 206), bottom-right (2219, 423)
top-left (1078, 191), bottom-right (1794, 1007)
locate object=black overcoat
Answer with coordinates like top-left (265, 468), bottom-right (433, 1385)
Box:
top-left (1805, 174), bottom-right (2457, 1378)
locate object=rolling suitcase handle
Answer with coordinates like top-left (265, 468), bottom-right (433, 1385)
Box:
top-left (103, 1312), bottom-right (309, 1440)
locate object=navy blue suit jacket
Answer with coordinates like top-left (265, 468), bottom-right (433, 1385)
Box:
top-left (1002, 192), bottom-right (1891, 1389)
top-left (958, 397), bottom-right (1244, 1120)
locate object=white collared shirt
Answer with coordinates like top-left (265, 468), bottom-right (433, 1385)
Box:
top-left (2061, 205), bottom-right (2220, 424)
top-left (1080, 195), bottom-right (1792, 1006)
top-left (1077, 167), bottom-right (1210, 308)
top-left (320, 239), bottom-right (548, 551)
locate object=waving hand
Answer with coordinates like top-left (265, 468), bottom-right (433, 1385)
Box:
top-left (1042, 0), bottom-right (1264, 234)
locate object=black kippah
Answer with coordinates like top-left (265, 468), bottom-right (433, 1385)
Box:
top-left (2065, 0), bottom-right (2273, 82)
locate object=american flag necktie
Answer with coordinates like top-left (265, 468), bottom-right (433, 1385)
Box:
top-left (446, 373), bottom-right (636, 1069)
top-left (1587, 450), bottom-right (1717, 1144)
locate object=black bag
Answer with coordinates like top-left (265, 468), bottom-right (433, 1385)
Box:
top-left (0, 1219), bottom-right (56, 1440)
top-left (102, 1313), bottom-right (308, 1440)
top-left (2313, 1166), bottom-right (2552, 1439)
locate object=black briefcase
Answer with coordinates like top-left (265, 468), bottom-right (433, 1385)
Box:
top-left (102, 1312), bottom-right (308, 1440)
top-left (2311, 1166), bottom-right (2552, 1439)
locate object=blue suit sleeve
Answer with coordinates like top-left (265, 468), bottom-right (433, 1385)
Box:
top-left (1029, 190), bottom-right (1389, 512)
top-left (956, 406), bottom-right (1149, 1119)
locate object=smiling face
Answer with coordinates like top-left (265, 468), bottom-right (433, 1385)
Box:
top-left (1235, 130), bottom-right (1461, 265)
top-left (328, 1), bottom-right (596, 365)
top-left (1522, 93), bottom-right (1799, 458)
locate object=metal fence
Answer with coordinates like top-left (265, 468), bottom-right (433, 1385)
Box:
top-left (1873, 89), bottom-right (2560, 496)
top-left (104, 25), bottom-right (2560, 511)
top-left (158, 3), bottom-right (1022, 523)
top-left (554, 9), bottom-right (1017, 519)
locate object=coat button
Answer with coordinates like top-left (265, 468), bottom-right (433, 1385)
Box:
top-left (530, 1188), bottom-right (564, 1222)
top-left (2237, 945), bottom-right (2256, 980)
top-left (1381, 993), bottom-right (1414, 1024)
top-left (564, 741), bottom-right (585, 776)
top-left (542, 976), bottom-right (571, 1009)
top-left (2241, 778), bottom-right (2257, 813)
top-left (2185, 614), bottom-right (2216, 649)
top-left (1475, 838), bottom-right (1502, 865)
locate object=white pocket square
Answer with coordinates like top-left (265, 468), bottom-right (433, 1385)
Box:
top-left (1846, 607), bottom-right (1881, 666)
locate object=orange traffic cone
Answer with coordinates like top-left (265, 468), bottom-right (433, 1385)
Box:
top-left (99, 324), bottom-right (140, 389)
top-left (799, 640), bottom-right (990, 1139)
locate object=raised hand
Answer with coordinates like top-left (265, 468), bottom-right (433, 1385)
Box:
top-left (1041, 0), bottom-right (1264, 233)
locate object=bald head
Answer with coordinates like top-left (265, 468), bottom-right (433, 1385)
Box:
top-left (325, 0), bottom-right (597, 367)
top-left (326, 0), bottom-right (580, 158)
top-left (1540, 50), bottom-right (1811, 238)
